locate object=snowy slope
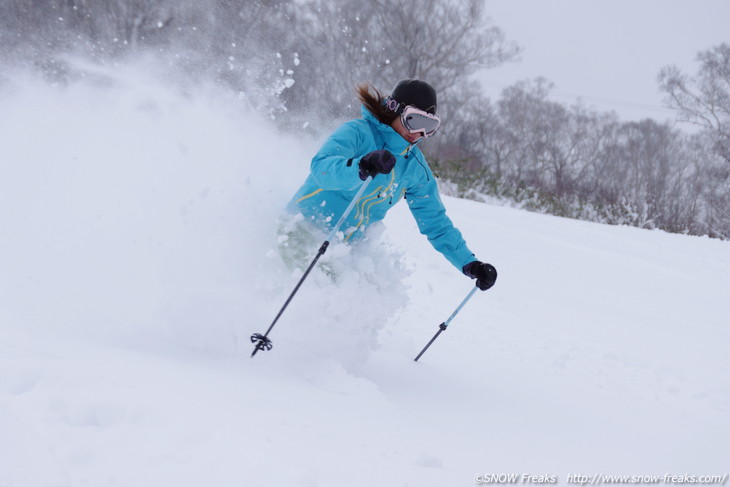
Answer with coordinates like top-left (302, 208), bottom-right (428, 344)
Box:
top-left (1, 64), bottom-right (728, 487)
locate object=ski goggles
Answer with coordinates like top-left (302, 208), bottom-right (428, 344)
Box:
top-left (385, 96), bottom-right (441, 138)
top-left (400, 105), bottom-right (441, 138)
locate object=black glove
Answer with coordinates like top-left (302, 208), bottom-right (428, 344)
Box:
top-left (463, 261), bottom-right (497, 291)
top-left (358, 149), bottom-right (396, 180)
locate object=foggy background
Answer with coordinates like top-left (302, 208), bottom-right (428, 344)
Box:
top-left (1, 0), bottom-right (728, 238)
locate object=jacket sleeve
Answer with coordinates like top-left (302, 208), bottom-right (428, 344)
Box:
top-left (309, 120), bottom-right (369, 190)
top-left (406, 166), bottom-right (477, 271)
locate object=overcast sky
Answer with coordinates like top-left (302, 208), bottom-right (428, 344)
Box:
top-left (478, 0), bottom-right (730, 124)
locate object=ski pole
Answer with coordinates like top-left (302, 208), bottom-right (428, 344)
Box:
top-left (414, 285), bottom-right (479, 362)
top-left (251, 176), bottom-right (373, 357)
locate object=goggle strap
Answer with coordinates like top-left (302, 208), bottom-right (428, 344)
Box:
top-left (385, 96), bottom-right (404, 114)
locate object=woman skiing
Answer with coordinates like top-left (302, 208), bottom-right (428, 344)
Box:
top-left (287, 79), bottom-right (497, 291)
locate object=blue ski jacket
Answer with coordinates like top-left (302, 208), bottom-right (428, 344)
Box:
top-left (288, 106), bottom-right (476, 271)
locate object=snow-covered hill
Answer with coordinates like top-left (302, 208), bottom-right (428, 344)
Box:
top-left (1, 63), bottom-right (728, 487)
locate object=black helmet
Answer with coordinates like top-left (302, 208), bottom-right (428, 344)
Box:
top-left (388, 79), bottom-right (437, 114)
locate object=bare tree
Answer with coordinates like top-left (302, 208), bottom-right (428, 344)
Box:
top-left (659, 43), bottom-right (730, 165)
top-left (281, 0), bottom-right (519, 122)
top-left (368, 0), bottom-right (520, 90)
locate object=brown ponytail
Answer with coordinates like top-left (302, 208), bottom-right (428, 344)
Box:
top-left (356, 82), bottom-right (398, 126)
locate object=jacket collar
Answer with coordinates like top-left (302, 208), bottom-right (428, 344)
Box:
top-left (361, 106), bottom-right (414, 155)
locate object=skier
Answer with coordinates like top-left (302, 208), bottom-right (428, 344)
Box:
top-left (287, 79), bottom-right (497, 291)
